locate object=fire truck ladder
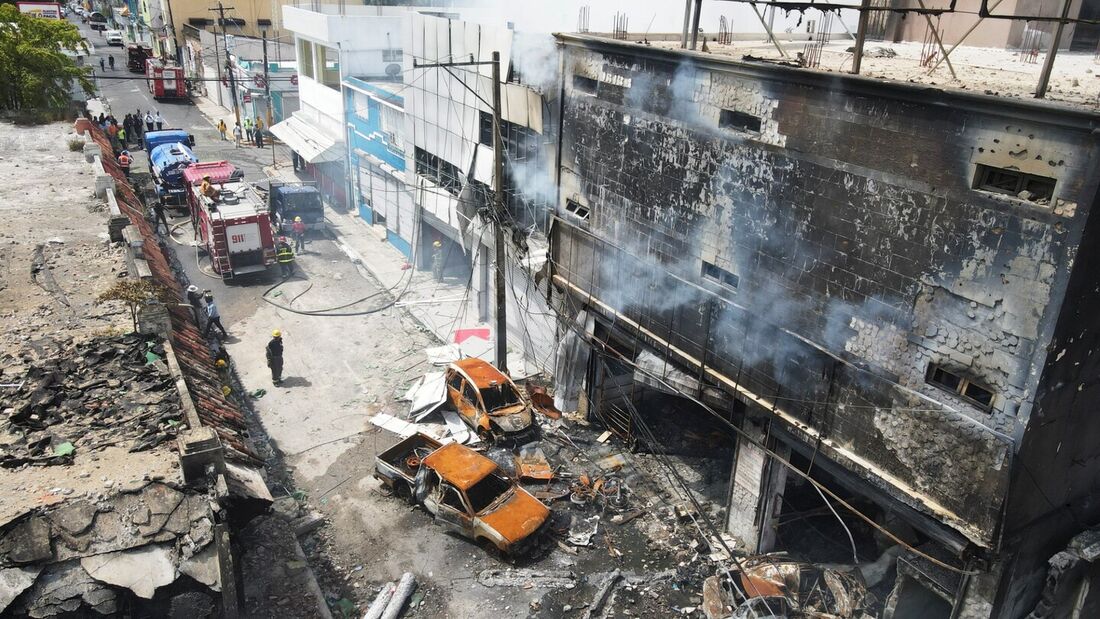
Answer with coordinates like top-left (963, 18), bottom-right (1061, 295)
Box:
top-left (210, 223), bottom-right (233, 280)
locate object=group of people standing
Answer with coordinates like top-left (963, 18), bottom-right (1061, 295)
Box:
top-left (186, 285), bottom-right (287, 386)
top-left (218, 116), bottom-right (267, 149)
top-left (93, 109), bottom-right (165, 153)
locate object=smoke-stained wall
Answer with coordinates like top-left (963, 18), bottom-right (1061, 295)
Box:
top-left (551, 37), bottom-right (1100, 550)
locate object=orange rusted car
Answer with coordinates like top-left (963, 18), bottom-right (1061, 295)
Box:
top-left (374, 434), bottom-right (551, 555)
top-left (444, 358), bottom-right (536, 443)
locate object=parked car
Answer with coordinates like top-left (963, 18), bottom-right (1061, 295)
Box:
top-left (374, 433), bottom-right (551, 555)
top-left (104, 30), bottom-right (123, 46)
top-left (444, 358), bottom-right (536, 443)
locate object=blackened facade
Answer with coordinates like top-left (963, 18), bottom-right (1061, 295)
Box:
top-left (550, 34), bottom-right (1100, 617)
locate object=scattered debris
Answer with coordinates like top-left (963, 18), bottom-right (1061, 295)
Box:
top-left (567, 514), bottom-right (600, 547)
top-left (381, 572), bottom-right (416, 619)
top-left (364, 581), bottom-right (396, 619)
top-left (582, 569), bottom-right (622, 619)
top-left (476, 568), bottom-right (576, 588)
top-left (732, 556), bottom-right (874, 618)
top-left (0, 333), bottom-right (184, 467)
top-left (526, 385), bottom-right (562, 419)
top-left (515, 444), bottom-right (554, 481)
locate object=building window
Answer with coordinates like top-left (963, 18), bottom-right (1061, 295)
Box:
top-left (188, 17), bottom-right (213, 26)
top-left (382, 49), bottom-right (402, 62)
top-left (257, 19), bottom-right (272, 26)
top-left (297, 40), bottom-right (314, 79)
top-left (702, 260), bottom-right (739, 289)
top-left (974, 164), bottom-right (1055, 202)
top-left (573, 75), bottom-right (597, 95)
top-left (317, 45), bottom-right (340, 90)
top-left (719, 109), bottom-right (761, 133)
top-left (564, 199), bottom-right (589, 220)
top-left (415, 147), bottom-right (464, 196)
top-left (926, 364), bottom-right (995, 410)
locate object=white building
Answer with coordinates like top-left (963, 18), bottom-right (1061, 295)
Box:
top-left (272, 4), bottom-right (406, 207)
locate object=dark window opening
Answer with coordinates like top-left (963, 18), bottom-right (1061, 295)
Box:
top-left (188, 17), bottom-right (213, 26)
top-left (481, 383), bottom-right (521, 411)
top-left (257, 19), bottom-right (272, 26)
top-left (466, 474), bottom-right (511, 513)
top-left (414, 147), bottom-right (465, 196)
top-left (573, 74), bottom-right (597, 95)
top-left (974, 164), bottom-right (1055, 202)
top-left (217, 17), bottom-right (245, 27)
top-left (926, 364), bottom-right (995, 411)
top-left (719, 109), bottom-right (762, 133)
top-left (440, 486), bottom-right (466, 512)
top-left (565, 199), bottom-right (590, 220)
top-left (461, 382), bottom-right (480, 406)
top-left (446, 373), bottom-right (463, 391)
top-left (702, 260), bottom-right (739, 289)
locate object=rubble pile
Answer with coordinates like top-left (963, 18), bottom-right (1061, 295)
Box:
top-left (1, 334), bottom-right (185, 467)
top-left (0, 481), bottom-right (222, 617)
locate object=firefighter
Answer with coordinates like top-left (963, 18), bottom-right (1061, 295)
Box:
top-left (186, 284), bottom-right (204, 327)
top-left (199, 175), bottom-right (219, 202)
top-left (291, 216), bottom-right (306, 253)
top-left (431, 239), bottom-right (444, 282)
top-left (202, 292), bottom-right (228, 339)
top-left (217, 119), bottom-right (227, 141)
top-left (117, 150), bottom-right (132, 178)
top-left (266, 330), bottom-right (284, 385)
top-left (254, 116), bottom-right (265, 148)
top-left (275, 237), bottom-right (295, 278)
top-left (151, 199), bottom-right (169, 234)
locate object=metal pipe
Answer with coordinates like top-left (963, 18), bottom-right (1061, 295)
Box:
top-left (690, 0), bottom-right (703, 50)
top-left (682, 0), bottom-right (693, 49)
top-left (851, 0), bottom-right (871, 74)
top-left (1036, 0), bottom-right (1072, 98)
top-left (916, 0), bottom-right (956, 79)
top-left (928, 0), bottom-right (1007, 75)
top-left (751, 3), bottom-right (788, 58)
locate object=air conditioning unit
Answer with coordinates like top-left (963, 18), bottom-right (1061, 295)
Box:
top-left (385, 63), bottom-right (401, 78)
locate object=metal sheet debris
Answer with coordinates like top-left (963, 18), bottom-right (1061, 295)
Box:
top-left (515, 445), bottom-right (553, 481)
top-left (403, 372), bottom-right (447, 422)
top-left (567, 514), bottom-right (600, 547)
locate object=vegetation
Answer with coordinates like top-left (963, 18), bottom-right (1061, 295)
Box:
top-left (0, 5), bottom-right (93, 114)
top-left (97, 279), bottom-right (176, 333)
top-left (67, 137), bottom-right (84, 151)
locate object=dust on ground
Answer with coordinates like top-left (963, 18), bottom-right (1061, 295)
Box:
top-left (0, 121), bottom-right (181, 527)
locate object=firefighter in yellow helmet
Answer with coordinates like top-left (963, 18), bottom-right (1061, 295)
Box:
top-left (266, 330), bottom-right (283, 385)
top-left (275, 236), bottom-right (295, 278)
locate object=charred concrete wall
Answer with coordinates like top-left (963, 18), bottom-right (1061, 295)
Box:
top-left (550, 36), bottom-right (1100, 552)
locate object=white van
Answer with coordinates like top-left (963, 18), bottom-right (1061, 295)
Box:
top-left (104, 30), bottom-right (124, 46)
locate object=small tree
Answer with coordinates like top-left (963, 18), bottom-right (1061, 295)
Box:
top-left (0, 5), bottom-right (94, 113)
top-left (97, 279), bottom-right (176, 333)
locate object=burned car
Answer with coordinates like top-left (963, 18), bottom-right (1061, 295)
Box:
top-left (374, 434), bottom-right (551, 555)
top-left (444, 358), bottom-right (535, 443)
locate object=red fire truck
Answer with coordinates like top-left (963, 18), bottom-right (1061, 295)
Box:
top-left (183, 162), bottom-right (276, 279)
top-left (146, 58), bottom-right (187, 100)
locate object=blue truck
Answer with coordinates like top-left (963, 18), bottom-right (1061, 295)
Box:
top-left (144, 130), bottom-right (196, 208)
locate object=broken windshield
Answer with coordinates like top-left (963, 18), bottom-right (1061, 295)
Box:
top-left (480, 383), bottom-right (521, 411)
top-left (466, 473), bottom-right (512, 513)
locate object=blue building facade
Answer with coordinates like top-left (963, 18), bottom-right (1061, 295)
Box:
top-left (343, 77), bottom-right (413, 258)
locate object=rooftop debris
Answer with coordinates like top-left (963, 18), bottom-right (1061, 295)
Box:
top-left (1, 333), bottom-right (185, 467)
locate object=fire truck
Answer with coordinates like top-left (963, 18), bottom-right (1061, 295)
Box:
top-left (184, 162), bottom-right (275, 279)
top-left (146, 58), bottom-right (186, 100)
top-left (126, 43), bottom-right (153, 72)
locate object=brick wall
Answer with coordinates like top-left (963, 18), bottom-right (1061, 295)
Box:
top-left (552, 39), bottom-right (1100, 548)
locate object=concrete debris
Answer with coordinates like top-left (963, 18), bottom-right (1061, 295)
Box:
top-left (290, 512), bottom-right (326, 538)
top-left (582, 569), bottom-right (622, 619)
top-left (0, 516), bottom-right (52, 565)
top-left (179, 543), bottom-right (221, 591)
top-left (477, 568), bottom-right (577, 588)
top-left (12, 560), bottom-right (117, 617)
top-left (0, 565), bottom-right (42, 613)
top-left (0, 333), bottom-right (184, 467)
top-left (80, 543), bottom-right (177, 599)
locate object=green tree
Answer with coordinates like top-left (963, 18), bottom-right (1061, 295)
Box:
top-left (97, 279), bottom-right (176, 333)
top-left (0, 5), bottom-right (93, 112)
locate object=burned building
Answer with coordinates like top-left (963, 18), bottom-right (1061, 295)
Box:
top-left (549, 34), bottom-right (1100, 617)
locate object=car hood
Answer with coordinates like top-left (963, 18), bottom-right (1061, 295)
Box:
top-left (478, 489), bottom-right (550, 545)
top-left (488, 404), bottom-right (532, 431)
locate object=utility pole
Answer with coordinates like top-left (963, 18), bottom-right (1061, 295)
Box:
top-left (490, 51), bottom-right (507, 375)
top-left (164, 0), bottom-right (181, 65)
top-left (851, 0), bottom-right (871, 74)
top-left (211, 24), bottom-right (223, 107)
top-left (413, 53), bottom-right (509, 374)
top-left (263, 30), bottom-right (274, 167)
top-left (1035, 0), bottom-right (1072, 98)
top-left (210, 2), bottom-right (241, 126)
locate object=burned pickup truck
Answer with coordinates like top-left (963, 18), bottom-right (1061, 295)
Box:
top-left (374, 433), bottom-right (550, 555)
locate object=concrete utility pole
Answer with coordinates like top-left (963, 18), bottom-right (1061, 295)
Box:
top-left (262, 30), bottom-right (274, 167)
top-left (851, 0), bottom-right (872, 74)
top-left (164, 0), bottom-right (182, 65)
top-left (490, 51), bottom-right (507, 375)
top-left (211, 24), bottom-right (224, 107)
top-left (413, 53), bottom-right (509, 374)
top-left (210, 2), bottom-right (241, 126)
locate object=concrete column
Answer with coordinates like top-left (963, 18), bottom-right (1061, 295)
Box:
top-left (726, 419), bottom-right (788, 552)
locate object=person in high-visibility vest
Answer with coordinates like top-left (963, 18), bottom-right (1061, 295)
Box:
top-left (117, 151), bottom-right (132, 178)
top-left (275, 237), bottom-right (295, 278)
